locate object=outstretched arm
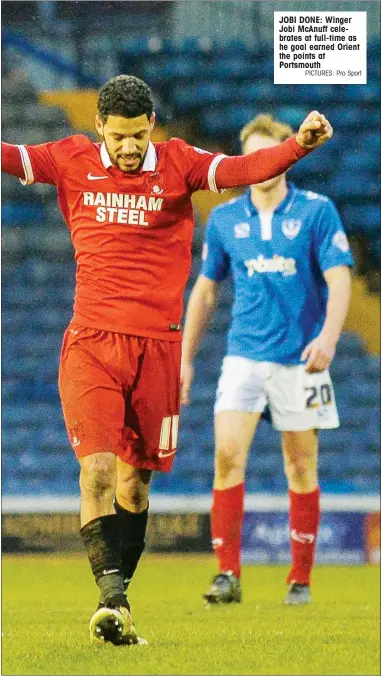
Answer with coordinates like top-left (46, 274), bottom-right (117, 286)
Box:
top-left (1, 142), bottom-right (26, 180)
top-left (215, 111), bottom-right (332, 189)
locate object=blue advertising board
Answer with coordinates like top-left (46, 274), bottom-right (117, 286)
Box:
top-left (242, 511), bottom-right (365, 564)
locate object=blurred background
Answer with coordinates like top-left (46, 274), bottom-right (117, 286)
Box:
top-left (1, 1), bottom-right (380, 563)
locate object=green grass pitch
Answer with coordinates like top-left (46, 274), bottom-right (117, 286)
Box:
top-left (2, 553), bottom-right (380, 675)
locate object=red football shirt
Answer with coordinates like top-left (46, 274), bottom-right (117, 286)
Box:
top-left (16, 134), bottom-right (227, 340)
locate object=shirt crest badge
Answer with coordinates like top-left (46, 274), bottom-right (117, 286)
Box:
top-left (145, 173), bottom-right (165, 194)
top-left (281, 219), bottom-right (302, 240)
top-left (234, 222), bottom-right (250, 239)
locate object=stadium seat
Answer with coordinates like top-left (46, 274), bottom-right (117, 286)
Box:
top-left (1, 174), bottom-right (36, 202)
top-left (2, 202), bottom-right (45, 227)
top-left (275, 106), bottom-right (309, 128)
top-left (339, 150), bottom-right (379, 173)
top-left (172, 82), bottom-right (227, 111)
top-left (215, 38), bottom-right (251, 56)
top-left (235, 81), bottom-right (291, 104)
top-left (329, 174), bottom-right (379, 200)
top-left (359, 131), bottom-right (380, 154)
top-left (168, 36), bottom-right (213, 55)
top-left (367, 235), bottom-right (381, 268)
top-left (23, 103), bottom-right (69, 127)
top-left (346, 382), bottom-right (380, 407)
top-left (337, 332), bottom-right (367, 355)
top-left (291, 84), bottom-right (336, 103)
top-left (121, 36), bottom-right (165, 57)
top-left (341, 82), bottom-right (380, 102)
top-left (144, 56), bottom-right (204, 84)
top-left (212, 57), bottom-right (258, 79)
top-left (201, 105), bottom-right (263, 137)
top-left (325, 106), bottom-right (367, 129)
top-left (341, 204), bottom-right (380, 236)
top-left (290, 146), bottom-right (336, 175)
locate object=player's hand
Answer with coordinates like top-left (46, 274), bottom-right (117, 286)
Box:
top-left (301, 335), bottom-right (336, 373)
top-left (180, 361), bottom-right (194, 405)
top-left (296, 111), bottom-right (333, 150)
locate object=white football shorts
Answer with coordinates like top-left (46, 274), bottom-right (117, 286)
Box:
top-left (214, 356), bottom-right (339, 431)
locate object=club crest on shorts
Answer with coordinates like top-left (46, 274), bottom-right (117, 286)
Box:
top-left (145, 173), bottom-right (165, 194)
top-left (281, 219), bottom-right (302, 240)
top-left (69, 422), bottom-right (84, 448)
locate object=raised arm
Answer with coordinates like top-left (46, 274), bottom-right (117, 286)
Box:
top-left (181, 275), bottom-right (220, 405)
top-left (215, 111), bottom-right (332, 189)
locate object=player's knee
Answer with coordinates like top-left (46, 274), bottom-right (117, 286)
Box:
top-left (283, 432), bottom-right (317, 484)
top-left (284, 455), bottom-right (317, 490)
top-left (80, 453), bottom-right (116, 501)
top-left (216, 442), bottom-right (244, 479)
top-left (116, 472), bottom-right (150, 511)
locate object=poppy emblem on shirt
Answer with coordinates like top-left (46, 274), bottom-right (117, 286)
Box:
top-left (281, 219), bottom-right (302, 240)
top-left (145, 173), bottom-right (165, 194)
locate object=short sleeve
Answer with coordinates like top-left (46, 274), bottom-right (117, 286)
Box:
top-left (200, 211), bottom-right (230, 282)
top-left (170, 138), bottom-right (227, 193)
top-left (17, 136), bottom-right (76, 186)
top-left (314, 199), bottom-right (354, 272)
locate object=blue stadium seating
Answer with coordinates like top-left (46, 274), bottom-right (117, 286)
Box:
top-left (172, 82), bottom-right (229, 111)
top-left (291, 84), bottom-right (336, 103)
top-left (1, 37), bottom-right (380, 497)
top-left (212, 57), bottom-right (259, 80)
top-left (330, 174), bottom-right (379, 201)
top-left (339, 151), bottom-right (379, 173)
top-left (2, 202), bottom-right (45, 226)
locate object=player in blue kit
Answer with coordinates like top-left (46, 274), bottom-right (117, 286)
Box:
top-left (181, 114), bottom-right (353, 605)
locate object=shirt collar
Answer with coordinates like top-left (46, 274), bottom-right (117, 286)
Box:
top-left (100, 141), bottom-right (157, 172)
top-left (244, 183), bottom-right (296, 217)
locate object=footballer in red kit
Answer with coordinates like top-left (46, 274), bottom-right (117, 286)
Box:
top-left (1, 74), bottom-right (333, 645)
top-left (15, 133), bottom-right (229, 338)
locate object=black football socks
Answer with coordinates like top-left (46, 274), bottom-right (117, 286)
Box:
top-left (81, 514), bottom-right (125, 605)
top-left (114, 500), bottom-right (148, 590)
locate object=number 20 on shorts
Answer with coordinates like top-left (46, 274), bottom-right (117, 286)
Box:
top-left (159, 415), bottom-right (179, 452)
top-left (305, 383), bottom-right (332, 408)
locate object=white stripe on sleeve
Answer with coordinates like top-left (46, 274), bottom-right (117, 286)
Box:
top-left (16, 145), bottom-right (35, 185)
top-left (207, 154), bottom-right (227, 193)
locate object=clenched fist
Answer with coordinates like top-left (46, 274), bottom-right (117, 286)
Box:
top-left (296, 111), bottom-right (333, 150)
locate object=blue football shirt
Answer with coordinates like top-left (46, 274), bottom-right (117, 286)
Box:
top-left (201, 184), bottom-right (353, 364)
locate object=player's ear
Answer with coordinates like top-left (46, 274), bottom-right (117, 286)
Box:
top-left (149, 112), bottom-right (156, 132)
top-left (95, 114), bottom-right (104, 137)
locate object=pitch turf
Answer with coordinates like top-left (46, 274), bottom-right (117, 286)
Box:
top-left (2, 553), bottom-right (379, 675)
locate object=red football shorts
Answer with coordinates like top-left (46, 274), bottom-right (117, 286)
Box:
top-left (58, 323), bottom-right (181, 472)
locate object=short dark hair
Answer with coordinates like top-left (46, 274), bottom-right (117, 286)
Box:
top-left (97, 75), bottom-right (154, 122)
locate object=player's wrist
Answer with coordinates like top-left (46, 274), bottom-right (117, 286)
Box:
top-left (295, 134), bottom-right (313, 151)
top-left (319, 329), bottom-right (338, 350)
top-left (293, 134), bottom-right (313, 154)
